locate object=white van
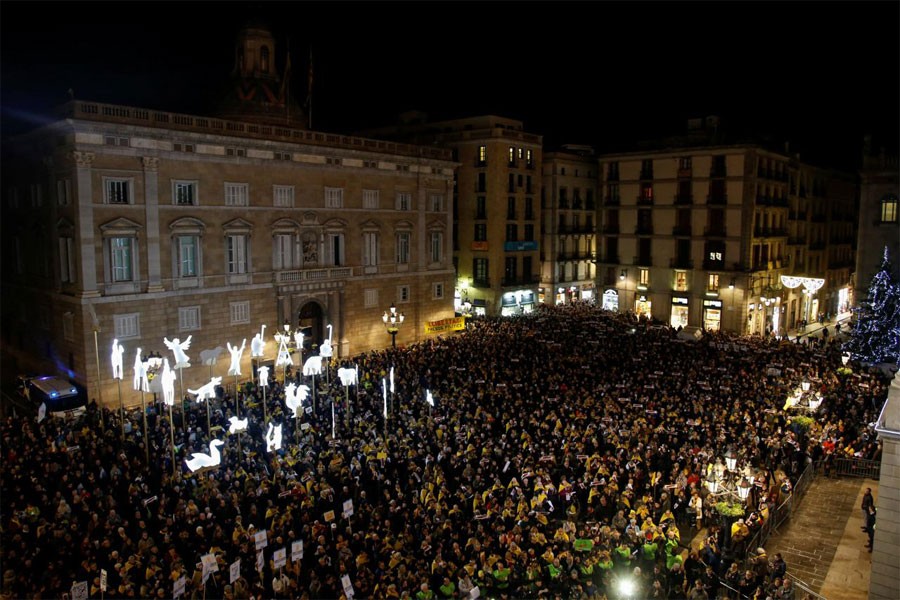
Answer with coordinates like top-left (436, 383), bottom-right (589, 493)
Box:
top-left (21, 375), bottom-right (86, 419)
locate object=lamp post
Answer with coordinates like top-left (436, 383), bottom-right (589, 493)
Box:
top-left (619, 269), bottom-right (627, 313)
top-left (728, 279), bottom-right (735, 334)
top-left (143, 352), bottom-right (163, 465)
top-left (382, 303), bottom-right (405, 348)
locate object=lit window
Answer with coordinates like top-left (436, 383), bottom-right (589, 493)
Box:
top-left (674, 271), bottom-right (687, 292)
top-left (478, 145), bottom-right (487, 164)
top-left (881, 195), bottom-right (898, 223)
top-left (708, 273), bottom-right (719, 292)
top-left (639, 268), bottom-right (650, 286)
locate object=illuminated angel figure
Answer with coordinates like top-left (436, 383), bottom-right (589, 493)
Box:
top-left (160, 358), bottom-right (176, 406)
top-left (163, 335), bottom-right (192, 369)
top-left (258, 365), bottom-right (270, 388)
top-left (111, 339), bottom-right (125, 380)
top-left (227, 339), bottom-right (247, 376)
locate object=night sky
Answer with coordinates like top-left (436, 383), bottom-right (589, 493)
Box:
top-left (2, 1), bottom-right (898, 171)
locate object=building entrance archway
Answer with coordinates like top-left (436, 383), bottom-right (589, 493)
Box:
top-left (297, 301), bottom-right (324, 353)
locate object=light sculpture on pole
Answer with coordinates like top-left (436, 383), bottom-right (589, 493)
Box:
top-left (111, 338), bottom-right (126, 440)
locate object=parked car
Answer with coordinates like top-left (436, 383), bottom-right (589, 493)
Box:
top-left (18, 375), bottom-right (86, 419)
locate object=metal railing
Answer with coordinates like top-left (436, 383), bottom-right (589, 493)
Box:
top-left (833, 456), bottom-right (881, 480)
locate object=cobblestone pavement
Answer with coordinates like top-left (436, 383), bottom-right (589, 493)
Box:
top-left (764, 476), bottom-right (876, 599)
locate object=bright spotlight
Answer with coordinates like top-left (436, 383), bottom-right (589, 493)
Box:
top-left (617, 578), bottom-right (634, 597)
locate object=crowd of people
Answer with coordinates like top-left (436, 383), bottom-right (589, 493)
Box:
top-left (1, 303), bottom-right (889, 600)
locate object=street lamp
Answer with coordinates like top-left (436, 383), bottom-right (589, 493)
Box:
top-left (736, 477), bottom-right (752, 502)
top-left (705, 469), bottom-right (720, 494)
top-left (382, 303), bottom-right (405, 348)
top-left (724, 449), bottom-right (737, 473)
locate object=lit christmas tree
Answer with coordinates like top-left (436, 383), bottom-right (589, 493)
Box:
top-left (844, 246), bottom-right (900, 365)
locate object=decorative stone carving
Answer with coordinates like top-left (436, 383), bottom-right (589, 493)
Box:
top-left (142, 156), bottom-right (160, 171)
top-left (73, 151), bottom-right (95, 168)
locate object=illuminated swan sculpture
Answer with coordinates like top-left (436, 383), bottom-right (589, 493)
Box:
top-left (185, 439), bottom-right (224, 472)
top-left (227, 416), bottom-right (248, 434)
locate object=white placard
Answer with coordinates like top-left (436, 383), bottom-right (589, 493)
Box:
top-left (201, 553), bottom-right (219, 576)
top-left (343, 499), bottom-right (354, 518)
top-left (341, 574), bottom-right (355, 598)
top-left (230, 559), bottom-right (240, 584)
top-left (470, 585), bottom-right (481, 599)
top-left (292, 540), bottom-right (303, 562)
top-left (100, 569), bottom-right (107, 592)
top-left (254, 529), bottom-right (268, 550)
top-left (173, 576), bottom-right (186, 599)
top-left (273, 547), bottom-right (287, 569)
top-left (71, 581), bottom-right (88, 600)
top-left (256, 550), bottom-right (264, 573)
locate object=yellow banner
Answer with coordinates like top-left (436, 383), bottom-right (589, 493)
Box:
top-left (425, 316), bottom-right (466, 334)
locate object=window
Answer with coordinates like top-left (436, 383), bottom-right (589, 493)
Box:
top-left (226, 147), bottom-right (247, 157)
top-left (429, 194), bottom-right (444, 212)
top-left (273, 151), bottom-right (290, 161)
top-left (59, 236), bottom-right (75, 283)
top-left (325, 187), bottom-right (344, 208)
top-left (526, 149), bottom-right (533, 168)
top-left (105, 136), bottom-right (129, 147)
top-left (225, 183), bottom-right (249, 207)
top-left (707, 273), bottom-right (720, 292)
top-left (881, 195), bottom-right (898, 222)
top-left (477, 145), bottom-right (487, 165)
top-left (505, 257), bottom-right (517, 282)
top-left (433, 282), bottom-right (444, 299)
top-left (178, 306), bottom-right (201, 331)
top-left (173, 143), bottom-right (195, 153)
top-left (273, 185), bottom-right (294, 207)
top-left (63, 312), bottom-right (74, 342)
top-left (173, 180), bottom-right (197, 205)
top-left (675, 271), bottom-right (688, 292)
top-left (474, 258), bottom-right (488, 283)
top-left (524, 224), bottom-right (534, 241)
top-left (363, 189), bottom-right (380, 209)
top-left (430, 231), bottom-right (443, 264)
top-left (364, 289), bottom-right (378, 308)
top-left (111, 238), bottom-right (134, 282)
top-left (396, 192), bottom-right (412, 211)
top-left (260, 46), bottom-right (270, 72)
top-left (105, 178), bottom-right (132, 204)
top-left (114, 313), bottom-right (140, 339)
top-left (505, 224), bottom-right (518, 242)
top-left (641, 159), bottom-right (654, 179)
top-left (57, 179), bottom-right (71, 206)
top-left (177, 235), bottom-right (200, 277)
top-left (229, 301), bottom-right (250, 325)
top-left (398, 285), bottom-right (411, 303)
top-left (477, 173), bottom-right (486, 193)
top-left (396, 232), bottom-right (410, 264)
top-left (30, 184), bottom-right (42, 208)
top-left (363, 232), bottom-right (379, 267)
top-left (226, 234), bottom-right (248, 274)
top-left (476, 197), bottom-right (487, 219)
top-left (639, 268), bottom-right (650, 286)
top-left (474, 223), bottom-right (487, 242)
top-left (274, 233), bottom-right (295, 269)
top-left (507, 197), bottom-right (516, 219)
top-left (508, 146), bottom-right (516, 166)
top-left (679, 157), bottom-right (692, 170)
top-left (525, 197), bottom-right (534, 220)
top-left (326, 233), bottom-right (345, 266)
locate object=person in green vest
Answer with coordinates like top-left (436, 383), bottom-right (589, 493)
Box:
top-left (613, 542), bottom-right (633, 571)
top-left (492, 561), bottom-right (511, 592)
top-left (524, 560), bottom-right (542, 595)
top-left (578, 557), bottom-right (597, 597)
top-left (547, 557), bottom-right (563, 593)
top-left (641, 537), bottom-right (659, 572)
top-left (416, 582), bottom-right (434, 600)
top-left (437, 576), bottom-right (455, 599)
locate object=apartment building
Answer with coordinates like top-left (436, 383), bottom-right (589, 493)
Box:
top-left (540, 145), bottom-right (599, 305)
top-left (855, 138), bottom-right (899, 300)
top-left (0, 24), bottom-right (456, 407)
top-left (362, 114), bottom-right (543, 316)
top-left (595, 118), bottom-right (857, 335)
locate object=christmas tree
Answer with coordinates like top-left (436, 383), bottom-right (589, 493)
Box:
top-left (844, 246), bottom-right (900, 365)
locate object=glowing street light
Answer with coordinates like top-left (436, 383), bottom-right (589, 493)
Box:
top-left (382, 303), bottom-right (405, 348)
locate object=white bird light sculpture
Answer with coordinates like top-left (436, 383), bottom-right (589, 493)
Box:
top-left (163, 335), bottom-right (192, 369)
top-left (284, 383), bottom-right (310, 418)
top-left (227, 416), bottom-right (248, 434)
top-left (265, 423), bottom-right (283, 453)
top-left (185, 439), bottom-right (224, 472)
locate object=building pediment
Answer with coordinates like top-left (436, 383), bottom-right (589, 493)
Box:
top-left (100, 217), bottom-right (143, 232)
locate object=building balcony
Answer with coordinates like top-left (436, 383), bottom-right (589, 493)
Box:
top-left (636, 196), bottom-right (654, 206)
top-left (704, 227), bottom-right (728, 237)
top-left (633, 255), bottom-right (653, 267)
top-left (640, 170), bottom-right (654, 180)
top-left (707, 194), bottom-right (727, 205)
top-left (677, 168), bottom-right (693, 179)
top-left (471, 278), bottom-right (491, 288)
top-left (635, 225), bottom-right (654, 235)
top-left (274, 266), bottom-right (355, 286)
top-left (703, 260), bottom-right (726, 271)
top-left (557, 251), bottom-right (597, 262)
top-left (601, 224), bottom-right (620, 234)
top-left (672, 225), bottom-right (692, 236)
top-left (669, 257), bottom-right (694, 269)
top-left (596, 254), bottom-right (620, 265)
top-left (674, 193), bottom-right (693, 205)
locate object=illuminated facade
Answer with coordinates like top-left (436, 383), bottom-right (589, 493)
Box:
top-left (855, 138), bottom-right (899, 302)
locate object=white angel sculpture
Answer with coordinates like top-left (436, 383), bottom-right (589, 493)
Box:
top-left (185, 439), bottom-right (224, 472)
top-left (163, 335), bottom-right (192, 369)
top-left (258, 365), bottom-right (270, 388)
top-left (161, 358), bottom-right (176, 406)
top-left (132, 348), bottom-right (144, 391)
top-left (265, 423), bottom-right (283, 453)
top-left (250, 324), bottom-right (266, 358)
top-left (111, 339), bottom-right (125, 380)
top-left (227, 339), bottom-right (247, 376)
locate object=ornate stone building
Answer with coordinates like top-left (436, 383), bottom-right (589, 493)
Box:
top-left (0, 23), bottom-right (456, 407)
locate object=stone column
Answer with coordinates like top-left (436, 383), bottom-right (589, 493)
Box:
top-left (871, 370), bottom-right (900, 600)
top-left (142, 157), bottom-right (164, 292)
top-left (73, 151), bottom-right (99, 297)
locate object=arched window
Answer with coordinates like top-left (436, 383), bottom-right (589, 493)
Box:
top-left (881, 194), bottom-right (898, 223)
top-left (260, 46), bottom-right (270, 73)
